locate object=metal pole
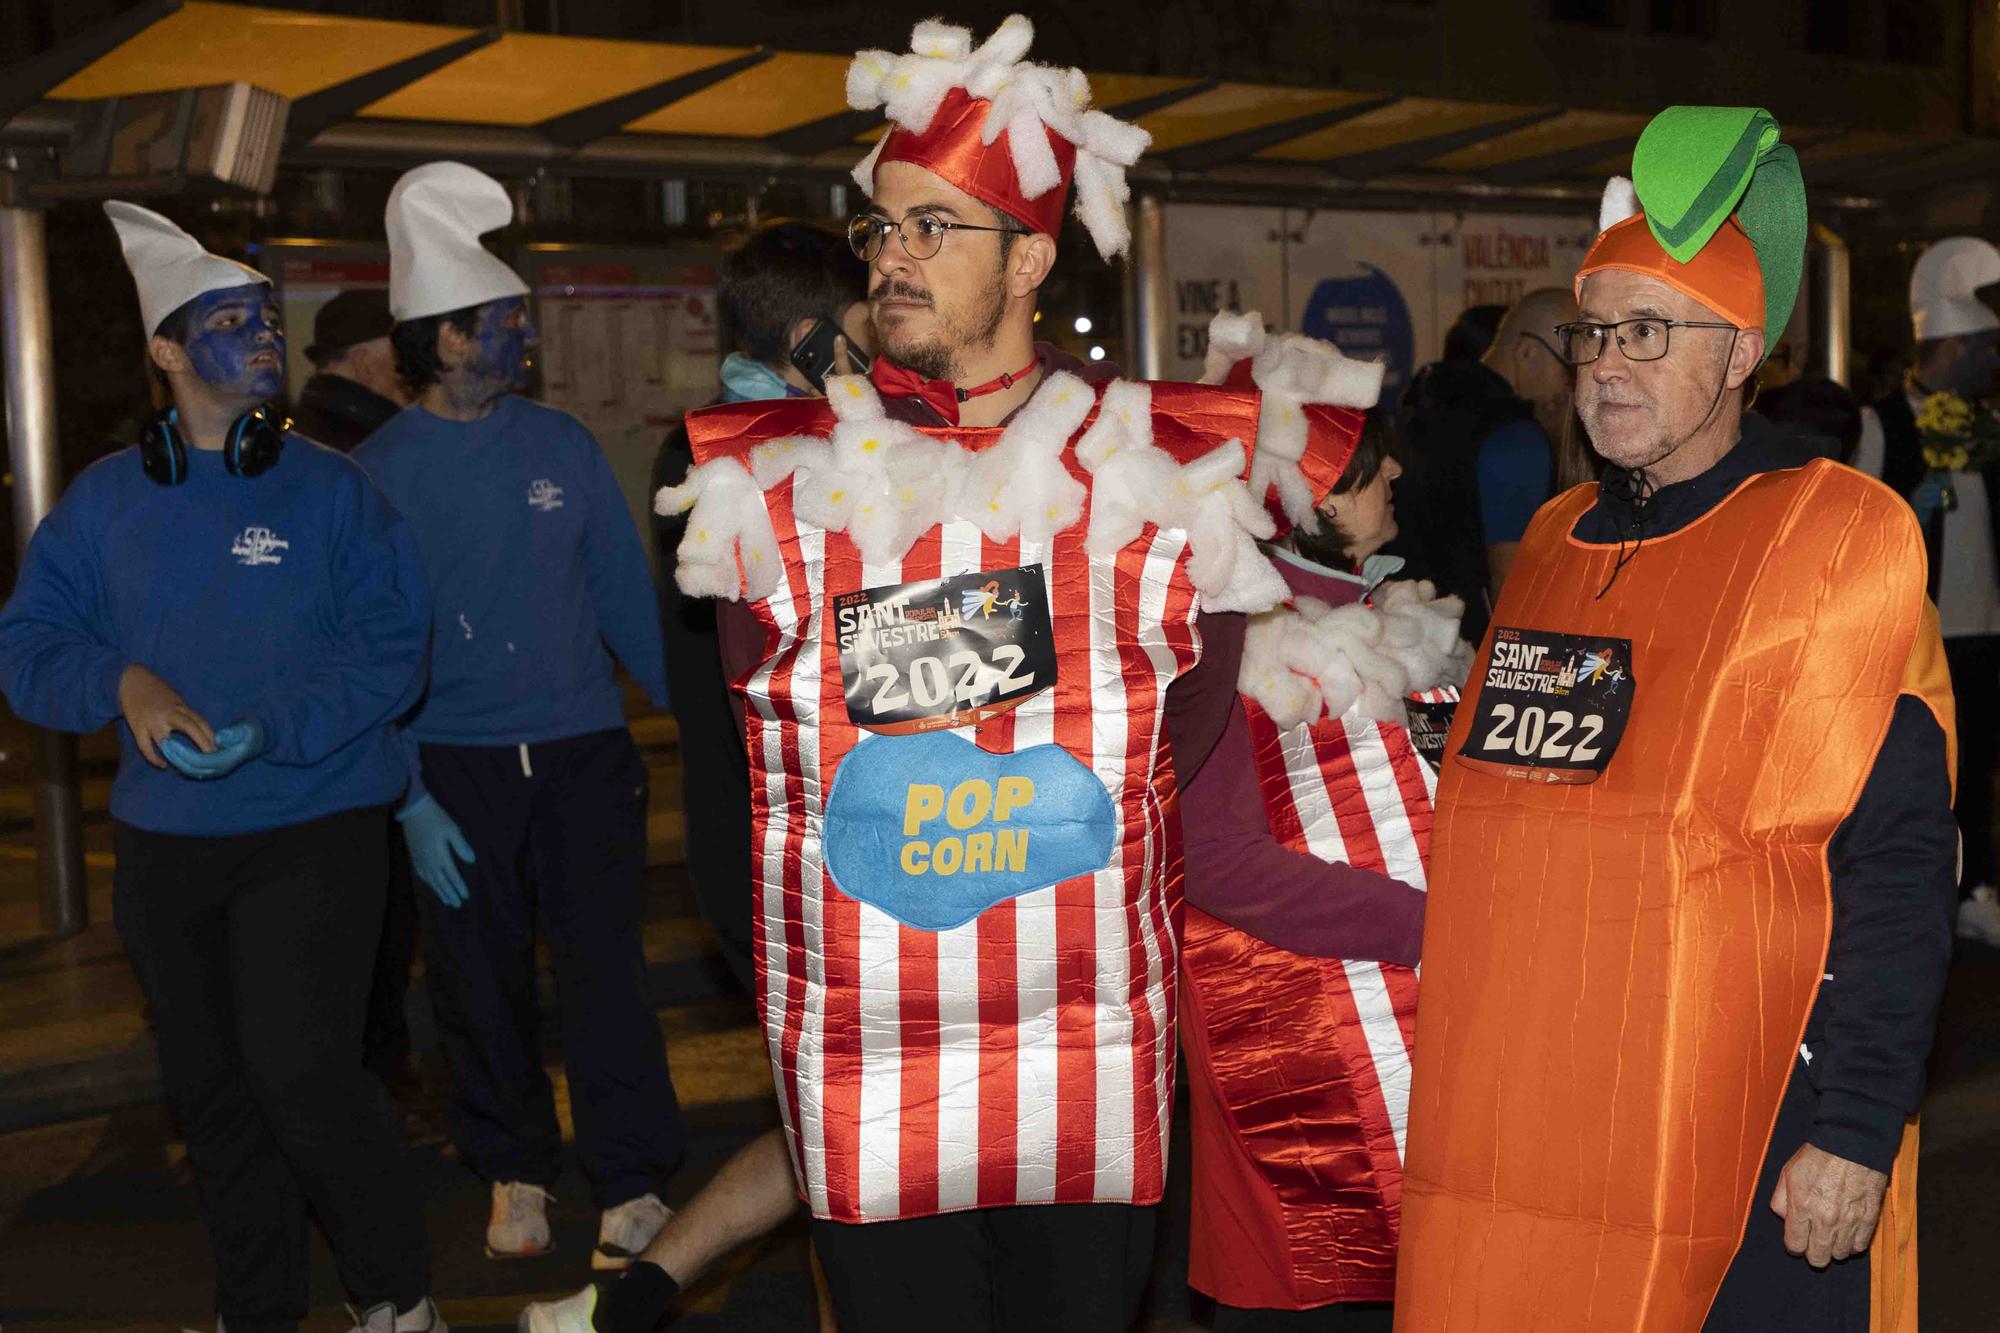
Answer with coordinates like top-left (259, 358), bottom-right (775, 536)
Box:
top-left (1131, 193), bottom-right (1168, 381)
top-left (1813, 222), bottom-right (1851, 387)
top-left (1, 204), bottom-right (88, 939)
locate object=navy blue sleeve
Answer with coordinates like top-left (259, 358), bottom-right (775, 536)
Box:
top-left (1475, 420), bottom-right (1554, 544)
top-left (581, 426), bottom-right (671, 712)
top-left (248, 472), bottom-right (433, 768)
top-left (0, 478), bottom-right (128, 734)
top-left (1809, 693), bottom-right (1957, 1172)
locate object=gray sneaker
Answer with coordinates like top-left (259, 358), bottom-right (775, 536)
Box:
top-left (349, 1296), bottom-right (449, 1333)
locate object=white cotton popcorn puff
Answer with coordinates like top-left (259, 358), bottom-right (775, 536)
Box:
top-left (1599, 175), bottom-right (1641, 234)
top-left (844, 15), bottom-right (1151, 261)
top-left (1071, 383), bottom-right (1288, 613)
top-left (1199, 311), bottom-right (1386, 530)
top-left (655, 458), bottom-right (783, 602)
top-left (1237, 580), bottom-right (1472, 732)
top-left (669, 372), bottom-right (1304, 616)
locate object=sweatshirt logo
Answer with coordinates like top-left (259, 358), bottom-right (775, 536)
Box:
top-left (231, 526), bottom-right (289, 567)
top-left (528, 479), bottom-right (565, 512)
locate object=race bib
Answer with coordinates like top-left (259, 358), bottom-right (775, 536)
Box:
top-left (822, 731), bottom-right (1116, 931)
top-left (1455, 626), bottom-right (1634, 784)
top-left (1405, 687), bottom-right (1461, 773)
top-left (833, 565), bottom-right (1056, 734)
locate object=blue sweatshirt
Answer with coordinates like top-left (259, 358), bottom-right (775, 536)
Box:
top-left (354, 397), bottom-right (668, 766)
top-left (0, 437), bottom-right (431, 836)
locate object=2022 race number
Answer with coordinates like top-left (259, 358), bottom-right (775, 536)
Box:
top-left (1455, 626), bottom-right (1634, 784)
top-left (834, 565), bottom-right (1057, 734)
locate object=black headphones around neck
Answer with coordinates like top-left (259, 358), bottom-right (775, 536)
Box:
top-left (139, 404), bottom-right (287, 486)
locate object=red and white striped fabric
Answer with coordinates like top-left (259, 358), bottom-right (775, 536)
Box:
top-left (743, 504), bottom-right (1198, 1222)
top-left (1239, 694), bottom-right (1439, 1167)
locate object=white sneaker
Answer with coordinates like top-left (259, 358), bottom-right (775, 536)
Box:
top-left (349, 1297), bottom-right (450, 1333)
top-left (593, 1192), bottom-right (671, 1271)
top-left (487, 1180), bottom-right (555, 1259)
top-left (518, 1285), bottom-right (596, 1333)
top-left (1959, 884), bottom-right (2000, 947)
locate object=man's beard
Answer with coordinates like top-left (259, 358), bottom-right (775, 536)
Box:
top-left (875, 270), bottom-right (1008, 382)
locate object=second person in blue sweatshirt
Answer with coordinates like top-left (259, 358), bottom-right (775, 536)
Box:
top-left (355, 161), bottom-right (683, 1270)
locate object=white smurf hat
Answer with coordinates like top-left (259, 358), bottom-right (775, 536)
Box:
top-left (104, 201), bottom-right (268, 337)
top-left (386, 161), bottom-right (530, 321)
top-left (1910, 237), bottom-right (2000, 342)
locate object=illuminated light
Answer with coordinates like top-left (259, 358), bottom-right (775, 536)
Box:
top-left (1089, 345), bottom-right (1106, 361)
top-left (1073, 316), bottom-right (1093, 334)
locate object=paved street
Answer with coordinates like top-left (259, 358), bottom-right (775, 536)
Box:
top-left (0, 711), bottom-right (1995, 1329)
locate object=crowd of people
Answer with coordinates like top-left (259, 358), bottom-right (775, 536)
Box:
top-left (0, 13), bottom-right (1984, 1333)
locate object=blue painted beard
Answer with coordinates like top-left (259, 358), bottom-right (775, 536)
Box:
top-left (467, 297), bottom-right (536, 392)
top-left (184, 283), bottom-right (285, 400)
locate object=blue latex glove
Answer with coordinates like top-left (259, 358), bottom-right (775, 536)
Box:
top-left (399, 793), bottom-right (475, 909)
top-left (1911, 473), bottom-right (1954, 526)
top-left (160, 718), bottom-right (265, 781)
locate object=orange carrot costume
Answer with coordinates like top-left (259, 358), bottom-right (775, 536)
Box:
top-left (1393, 107), bottom-right (1954, 1333)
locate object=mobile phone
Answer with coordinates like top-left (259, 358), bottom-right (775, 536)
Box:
top-left (789, 318), bottom-right (845, 392)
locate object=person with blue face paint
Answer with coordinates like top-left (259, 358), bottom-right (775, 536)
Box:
top-left (355, 161), bottom-right (684, 1273)
top-left (0, 202), bottom-right (444, 1333)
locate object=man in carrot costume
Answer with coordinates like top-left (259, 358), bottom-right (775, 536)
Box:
top-left (1395, 107), bottom-right (1958, 1333)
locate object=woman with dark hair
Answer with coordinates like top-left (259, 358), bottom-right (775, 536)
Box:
top-left (1178, 410), bottom-right (1470, 1331)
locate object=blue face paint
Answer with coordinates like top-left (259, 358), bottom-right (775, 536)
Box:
top-left (183, 282), bottom-right (284, 400)
top-left (467, 296), bottom-right (537, 391)
top-left (821, 731), bottom-right (1116, 932)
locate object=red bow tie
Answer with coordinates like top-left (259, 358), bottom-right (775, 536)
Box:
top-left (868, 354), bottom-right (1040, 426)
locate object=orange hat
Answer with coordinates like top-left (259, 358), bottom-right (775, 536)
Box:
top-left (1574, 213), bottom-right (1765, 331)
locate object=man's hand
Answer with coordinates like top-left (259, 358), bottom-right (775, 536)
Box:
top-left (1770, 1142), bottom-right (1889, 1268)
top-left (118, 665), bottom-right (215, 770)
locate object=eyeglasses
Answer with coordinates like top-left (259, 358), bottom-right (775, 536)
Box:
top-left (848, 211), bottom-right (1031, 263)
top-left (1553, 318), bottom-right (1739, 366)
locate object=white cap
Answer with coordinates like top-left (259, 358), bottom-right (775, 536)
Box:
top-left (1910, 237), bottom-right (2000, 342)
top-left (385, 161), bottom-right (529, 321)
top-left (104, 201), bottom-right (268, 337)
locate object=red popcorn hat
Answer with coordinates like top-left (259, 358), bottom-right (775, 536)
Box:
top-left (847, 15), bottom-right (1151, 260)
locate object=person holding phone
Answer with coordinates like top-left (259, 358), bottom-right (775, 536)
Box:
top-left (0, 203), bottom-right (441, 1333)
top-left (655, 221), bottom-right (868, 986)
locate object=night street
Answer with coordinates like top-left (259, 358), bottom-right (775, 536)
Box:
top-left (0, 715), bottom-right (1996, 1329)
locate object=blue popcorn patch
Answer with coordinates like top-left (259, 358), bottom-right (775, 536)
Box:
top-left (822, 731), bottom-right (1117, 932)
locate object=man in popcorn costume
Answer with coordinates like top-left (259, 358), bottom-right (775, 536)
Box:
top-left (1395, 108), bottom-right (1957, 1333)
top-left (1178, 404), bottom-right (1469, 1330)
top-left (654, 16), bottom-right (1380, 1330)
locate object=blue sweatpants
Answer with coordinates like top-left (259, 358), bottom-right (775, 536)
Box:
top-left (416, 727), bottom-right (683, 1207)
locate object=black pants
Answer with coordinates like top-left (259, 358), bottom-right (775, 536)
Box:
top-left (1213, 1304), bottom-right (1393, 1332)
top-left (1944, 633), bottom-right (2000, 891)
top-left (113, 807), bottom-right (429, 1332)
top-left (1703, 1053), bottom-right (1870, 1331)
top-left (416, 728), bottom-right (683, 1206)
top-left (363, 832), bottom-right (419, 1077)
top-left (810, 1202), bottom-right (1156, 1333)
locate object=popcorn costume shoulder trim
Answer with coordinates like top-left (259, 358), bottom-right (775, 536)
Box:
top-left (847, 15), bottom-right (1150, 260)
top-left (656, 365), bottom-right (1292, 614)
top-left (1201, 312), bottom-right (1387, 532)
top-left (1240, 580), bottom-right (1471, 733)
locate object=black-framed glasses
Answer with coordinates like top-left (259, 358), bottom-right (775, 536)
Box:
top-left (1554, 318), bottom-right (1738, 366)
top-left (848, 211), bottom-right (1030, 262)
